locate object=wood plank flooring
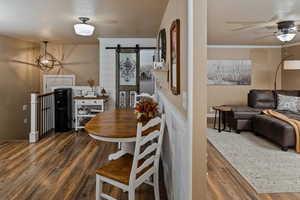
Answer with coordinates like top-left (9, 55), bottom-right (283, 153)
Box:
top-left (0, 132), bottom-right (167, 200)
top-left (208, 141), bottom-right (300, 200)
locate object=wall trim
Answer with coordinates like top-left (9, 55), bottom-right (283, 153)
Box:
top-left (283, 42), bottom-right (300, 48)
top-left (156, 89), bottom-right (188, 200)
top-left (208, 45), bottom-right (282, 49)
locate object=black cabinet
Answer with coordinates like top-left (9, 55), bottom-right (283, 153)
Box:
top-left (54, 88), bottom-right (72, 132)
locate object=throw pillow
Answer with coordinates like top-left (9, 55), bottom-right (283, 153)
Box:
top-left (277, 94), bottom-right (300, 112)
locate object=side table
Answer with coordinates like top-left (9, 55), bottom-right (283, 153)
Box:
top-left (213, 106), bottom-right (232, 133)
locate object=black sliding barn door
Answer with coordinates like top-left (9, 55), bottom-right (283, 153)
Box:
top-left (116, 45), bottom-right (140, 108)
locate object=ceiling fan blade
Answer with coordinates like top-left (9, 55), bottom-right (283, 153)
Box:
top-left (293, 20), bottom-right (300, 25)
top-left (226, 21), bottom-right (266, 25)
top-left (265, 25), bottom-right (278, 30)
top-left (98, 19), bottom-right (118, 24)
top-left (231, 24), bottom-right (261, 31)
top-left (254, 34), bottom-right (275, 41)
top-left (62, 62), bottom-right (90, 65)
top-left (268, 14), bottom-right (279, 23)
top-left (229, 15), bottom-right (281, 32)
top-left (62, 45), bottom-right (77, 61)
top-left (56, 67), bottom-right (62, 75)
top-left (61, 45), bottom-right (65, 61)
top-left (10, 59), bottom-right (38, 67)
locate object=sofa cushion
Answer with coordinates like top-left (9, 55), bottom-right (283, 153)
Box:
top-left (275, 90), bottom-right (300, 97)
top-left (228, 105), bottom-right (262, 119)
top-left (278, 110), bottom-right (300, 121)
top-left (277, 94), bottom-right (300, 113)
top-left (248, 90), bottom-right (275, 109)
top-left (274, 90), bottom-right (300, 107)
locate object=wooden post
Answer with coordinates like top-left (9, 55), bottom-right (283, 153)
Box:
top-left (29, 93), bottom-right (39, 143)
top-left (188, 0), bottom-right (207, 199)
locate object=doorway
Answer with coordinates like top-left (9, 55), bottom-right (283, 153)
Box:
top-left (140, 49), bottom-right (155, 95)
top-left (43, 75), bottom-right (75, 93)
top-left (115, 47), bottom-right (155, 108)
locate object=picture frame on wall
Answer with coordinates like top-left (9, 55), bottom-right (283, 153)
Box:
top-left (170, 19), bottom-right (180, 95)
top-left (158, 29), bottom-right (167, 62)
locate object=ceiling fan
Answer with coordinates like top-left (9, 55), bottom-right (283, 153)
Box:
top-left (227, 16), bottom-right (300, 42)
top-left (11, 42), bottom-right (89, 74)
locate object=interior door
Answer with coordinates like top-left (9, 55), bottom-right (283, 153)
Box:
top-left (43, 75), bottom-right (75, 93)
top-left (140, 50), bottom-right (155, 95)
top-left (116, 48), bottom-right (140, 108)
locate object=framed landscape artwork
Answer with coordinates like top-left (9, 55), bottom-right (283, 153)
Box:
top-left (170, 19), bottom-right (180, 95)
top-left (207, 60), bottom-right (252, 85)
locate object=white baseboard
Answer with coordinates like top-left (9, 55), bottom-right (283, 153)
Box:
top-left (29, 131), bottom-right (39, 143)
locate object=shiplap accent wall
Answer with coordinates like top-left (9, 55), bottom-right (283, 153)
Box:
top-left (156, 89), bottom-right (189, 200)
top-left (98, 38), bottom-right (156, 109)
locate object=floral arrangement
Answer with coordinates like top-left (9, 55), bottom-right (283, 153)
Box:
top-left (134, 99), bottom-right (158, 121)
top-left (87, 79), bottom-right (95, 89)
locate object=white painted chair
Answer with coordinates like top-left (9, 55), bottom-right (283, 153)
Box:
top-left (95, 114), bottom-right (166, 200)
top-left (134, 93), bottom-right (156, 107)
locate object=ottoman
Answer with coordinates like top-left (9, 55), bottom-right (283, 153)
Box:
top-left (252, 114), bottom-right (296, 151)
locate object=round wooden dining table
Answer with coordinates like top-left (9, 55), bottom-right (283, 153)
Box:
top-left (85, 109), bottom-right (159, 160)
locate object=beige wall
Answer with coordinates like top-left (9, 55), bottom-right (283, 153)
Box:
top-left (44, 44), bottom-right (99, 86)
top-left (207, 47), bottom-right (282, 114)
top-left (158, 0), bottom-right (187, 116)
top-left (282, 45), bottom-right (300, 90)
top-left (0, 36), bottom-right (40, 140)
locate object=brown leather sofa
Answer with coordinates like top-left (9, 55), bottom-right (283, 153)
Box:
top-left (228, 90), bottom-right (276, 133)
top-left (228, 89), bottom-right (300, 151)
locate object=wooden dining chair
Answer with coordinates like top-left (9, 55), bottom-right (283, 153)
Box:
top-left (134, 93), bottom-right (156, 107)
top-left (95, 114), bottom-right (166, 200)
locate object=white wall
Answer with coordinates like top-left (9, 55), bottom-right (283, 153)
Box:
top-left (157, 89), bottom-right (189, 200)
top-left (98, 38), bottom-right (156, 109)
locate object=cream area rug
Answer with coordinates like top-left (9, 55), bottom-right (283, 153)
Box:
top-left (207, 128), bottom-right (300, 193)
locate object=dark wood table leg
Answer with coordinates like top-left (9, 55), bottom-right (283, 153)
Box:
top-left (213, 109), bottom-right (217, 129)
top-left (222, 111), bottom-right (226, 131)
top-left (228, 117), bottom-right (232, 132)
top-left (218, 110), bottom-right (221, 133)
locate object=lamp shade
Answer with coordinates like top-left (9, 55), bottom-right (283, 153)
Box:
top-left (284, 60), bottom-right (300, 70)
top-left (276, 33), bottom-right (296, 42)
top-left (74, 23), bottom-right (95, 36)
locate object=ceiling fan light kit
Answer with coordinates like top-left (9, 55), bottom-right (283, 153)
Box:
top-left (228, 19), bottom-right (300, 43)
top-left (36, 41), bottom-right (60, 72)
top-left (276, 32), bottom-right (296, 42)
top-left (74, 17), bottom-right (95, 36)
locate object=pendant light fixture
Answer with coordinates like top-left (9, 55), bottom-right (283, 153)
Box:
top-left (36, 41), bottom-right (60, 72)
top-left (74, 17), bottom-right (95, 36)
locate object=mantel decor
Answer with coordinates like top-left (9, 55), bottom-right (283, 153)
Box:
top-left (170, 19), bottom-right (180, 95)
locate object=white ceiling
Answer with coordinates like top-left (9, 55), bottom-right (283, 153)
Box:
top-left (0, 0), bottom-right (168, 44)
top-left (208, 0), bottom-right (300, 45)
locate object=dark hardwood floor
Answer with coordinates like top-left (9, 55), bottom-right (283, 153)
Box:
top-left (0, 132), bottom-right (167, 200)
top-left (208, 141), bottom-right (300, 200)
top-left (4, 126), bottom-right (300, 200)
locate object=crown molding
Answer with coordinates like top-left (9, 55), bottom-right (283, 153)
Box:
top-left (208, 45), bottom-right (282, 49)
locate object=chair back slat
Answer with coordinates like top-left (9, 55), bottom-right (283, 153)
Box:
top-left (138, 143), bottom-right (158, 160)
top-left (140, 130), bottom-right (160, 146)
top-left (141, 117), bottom-right (161, 132)
top-left (129, 114), bottom-right (166, 185)
top-left (136, 155), bottom-right (155, 174)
